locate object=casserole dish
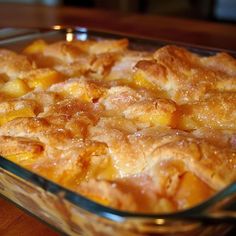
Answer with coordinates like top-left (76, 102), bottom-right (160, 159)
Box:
top-left (0, 27), bottom-right (235, 236)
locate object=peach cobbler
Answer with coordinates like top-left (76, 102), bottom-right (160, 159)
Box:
top-left (0, 38), bottom-right (235, 213)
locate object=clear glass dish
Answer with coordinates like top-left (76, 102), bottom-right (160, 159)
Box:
top-left (0, 27), bottom-right (235, 236)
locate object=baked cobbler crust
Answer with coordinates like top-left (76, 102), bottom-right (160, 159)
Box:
top-left (0, 38), bottom-right (235, 213)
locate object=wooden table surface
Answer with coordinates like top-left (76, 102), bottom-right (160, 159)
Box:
top-left (0, 3), bottom-right (236, 236)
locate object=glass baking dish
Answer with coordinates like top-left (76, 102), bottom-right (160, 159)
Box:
top-left (0, 27), bottom-right (236, 236)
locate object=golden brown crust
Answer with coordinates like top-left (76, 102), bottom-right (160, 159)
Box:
top-left (135, 46), bottom-right (236, 103)
top-left (25, 39), bottom-right (129, 78)
top-left (49, 77), bottom-right (106, 102)
top-left (0, 136), bottom-right (43, 156)
top-left (0, 49), bottom-right (33, 79)
top-left (179, 92), bottom-right (236, 130)
top-left (200, 52), bottom-right (236, 76)
top-left (89, 121), bottom-right (236, 190)
top-left (192, 128), bottom-right (236, 149)
top-left (0, 99), bottom-right (36, 114)
top-left (0, 39), bottom-right (235, 213)
top-left (144, 129), bottom-right (236, 190)
top-left (22, 91), bottom-right (61, 113)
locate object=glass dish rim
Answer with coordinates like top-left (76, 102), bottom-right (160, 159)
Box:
top-left (0, 27), bottom-right (235, 224)
top-left (1, 156), bottom-right (235, 224)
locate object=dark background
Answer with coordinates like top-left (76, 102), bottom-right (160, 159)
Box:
top-left (1, 0), bottom-right (236, 23)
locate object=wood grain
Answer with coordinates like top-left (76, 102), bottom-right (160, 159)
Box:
top-left (0, 197), bottom-right (58, 236)
top-left (0, 3), bottom-right (236, 50)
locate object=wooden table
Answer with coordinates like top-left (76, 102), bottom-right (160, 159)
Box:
top-left (0, 3), bottom-right (236, 236)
